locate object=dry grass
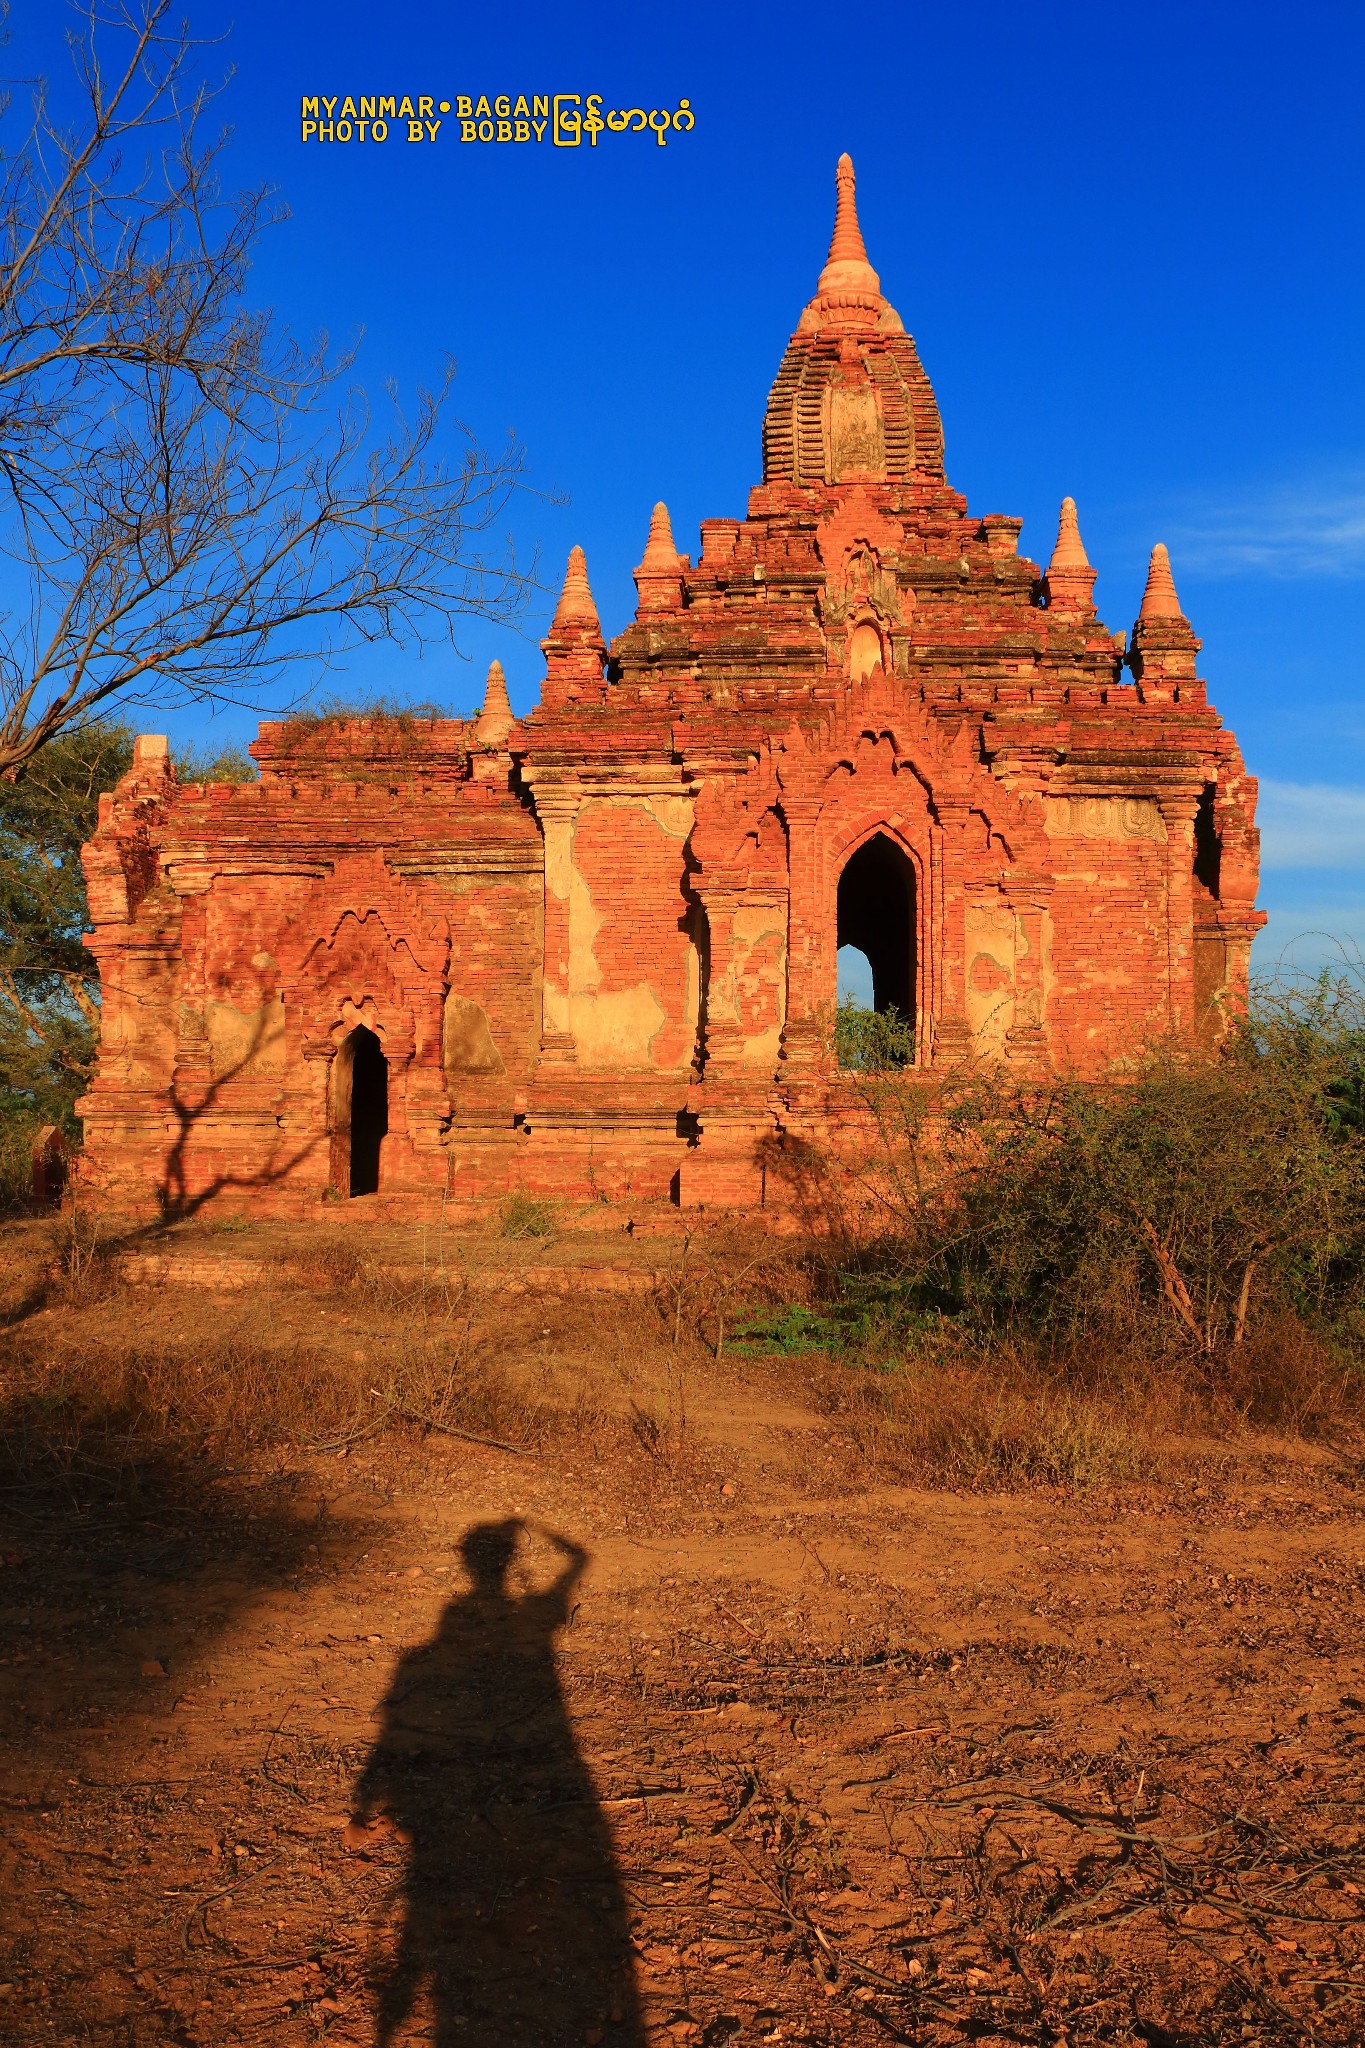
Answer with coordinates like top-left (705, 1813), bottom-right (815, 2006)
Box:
top-left (810, 1352), bottom-right (1150, 1490)
top-left (9, 1212), bottom-right (1363, 1503)
top-left (0, 1323), bottom-right (553, 1465)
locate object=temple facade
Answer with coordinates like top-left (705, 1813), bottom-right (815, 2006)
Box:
top-left (78, 157), bottom-right (1264, 1216)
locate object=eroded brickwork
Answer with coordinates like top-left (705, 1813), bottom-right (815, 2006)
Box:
top-left (78, 157), bottom-right (1264, 1216)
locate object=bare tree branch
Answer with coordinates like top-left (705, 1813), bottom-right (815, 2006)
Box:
top-left (0, 0), bottom-right (536, 778)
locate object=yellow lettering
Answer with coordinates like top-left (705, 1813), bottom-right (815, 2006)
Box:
top-left (339, 97), bottom-right (357, 119)
top-left (532, 117), bottom-right (547, 141)
top-left (514, 119), bottom-right (529, 141)
top-left (425, 119), bottom-right (442, 141)
top-left (457, 96), bottom-right (472, 118)
top-left (461, 119), bottom-right (477, 141)
top-left (532, 95), bottom-right (548, 118)
top-left (397, 96), bottom-right (415, 119)
top-left (496, 119), bottom-right (511, 140)
top-left (317, 122), bottom-right (334, 140)
top-left (553, 93), bottom-right (581, 146)
top-left (358, 97), bottom-right (376, 119)
top-left (494, 95), bottom-right (510, 118)
top-left (513, 95), bottom-right (530, 118)
top-left (372, 118), bottom-right (388, 141)
top-left (473, 95), bottom-right (491, 119)
top-left (301, 119), bottom-right (317, 139)
top-left (301, 96), bottom-right (320, 117)
top-left (378, 96), bottom-right (396, 118)
top-left (406, 119), bottom-right (425, 141)
top-left (418, 96), bottom-right (434, 118)
top-left (321, 97), bottom-right (337, 117)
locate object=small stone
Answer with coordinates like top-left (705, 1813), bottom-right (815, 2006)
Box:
top-left (140, 1658), bottom-right (166, 1678)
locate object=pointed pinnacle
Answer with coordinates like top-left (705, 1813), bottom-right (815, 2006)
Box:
top-left (1049, 496), bottom-right (1091, 573)
top-left (480, 658), bottom-right (511, 719)
top-left (551, 545), bottom-right (601, 631)
top-left (473, 657), bottom-right (513, 745)
top-left (638, 501), bottom-right (680, 572)
top-left (1140, 542), bottom-right (1183, 620)
top-left (817, 153), bottom-right (882, 300)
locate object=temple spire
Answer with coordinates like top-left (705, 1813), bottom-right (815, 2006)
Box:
top-left (633, 502), bottom-right (684, 615)
top-left (551, 545), bottom-right (601, 631)
top-left (1043, 495), bottom-right (1097, 615)
top-left (640, 501), bottom-right (678, 571)
top-left (541, 544), bottom-right (607, 707)
top-left (473, 657), bottom-right (513, 747)
top-left (1129, 542), bottom-right (1200, 696)
top-left (817, 153), bottom-right (882, 301)
top-left (1139, 542), bottom-right (1184, 620)
top-left (1048, 497), bottom-right (1091, 573)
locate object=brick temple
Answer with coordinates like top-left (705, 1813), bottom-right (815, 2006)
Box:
top-left (78, 156), bottom-right (1264, 1216)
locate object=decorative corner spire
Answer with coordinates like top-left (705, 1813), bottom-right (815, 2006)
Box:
top-left (542, 544), bottom-right (608, 707)
top-left (1129, 541), bottom-right (1199, 695)
top-left (1139, 542), bottom-right (1184, 620)
top-left (473, 657), bottom-right (514, 747)
top-left (1048, 497), bottom-right (1091, 573)
top-left (633, 501), bottom-right (684, 616)
top-left (1043, 495), bottom-right (1097, 615)
top-left (551, 545), bottom-right (601, 631)
top-left (817, 153), bottom-right (882, 301)
top-left (640, 502), bottom-right (678, 571)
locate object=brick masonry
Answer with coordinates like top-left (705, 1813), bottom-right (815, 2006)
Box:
top-left (77, 157), bottom-right (1264, 1217)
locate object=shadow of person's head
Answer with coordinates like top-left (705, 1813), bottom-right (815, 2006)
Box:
top-left (459, 1517), bottom-right (522, 1596)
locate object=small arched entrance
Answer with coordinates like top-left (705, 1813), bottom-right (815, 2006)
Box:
top-left (836, 834), bottom-right (917, 1055)
top-left (332, 1025), bottom-right (388, 1197)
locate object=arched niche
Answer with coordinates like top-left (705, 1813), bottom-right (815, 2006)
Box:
top-left (847, 621), bottom-right (884, 683)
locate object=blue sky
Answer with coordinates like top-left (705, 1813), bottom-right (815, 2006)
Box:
top-left (11, 0), bottom-right (1365, 972)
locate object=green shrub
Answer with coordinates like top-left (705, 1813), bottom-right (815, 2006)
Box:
top-left (498, 1189), bottom-right (557, 1240)
top-left (834, 999), bottom-right (915, 1072)
top-left (823, 974), bottom-right (1365, 1386)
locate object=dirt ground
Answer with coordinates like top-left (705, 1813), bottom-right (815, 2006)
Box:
top-left (0, 1212), bottom-right (1362, 2047)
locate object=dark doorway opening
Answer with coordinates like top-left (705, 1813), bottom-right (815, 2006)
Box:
top-left (339, 1025), bottom-right (388, 1197)
top-left (1193, 783), bottom-right (1221, 899)
top-left (837, 834), bottom-right (916, 1043)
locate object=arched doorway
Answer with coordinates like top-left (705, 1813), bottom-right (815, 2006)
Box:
top-left (836, 834), bottom-right (916, 1055)
top-left (333, 1025), bottom-right (388, 1197)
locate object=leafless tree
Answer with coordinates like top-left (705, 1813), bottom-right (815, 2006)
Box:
top-left (0, 0), bottom-right (533, 779)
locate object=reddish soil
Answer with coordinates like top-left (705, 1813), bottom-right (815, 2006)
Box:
top-left (0, 1218), bottom-right (1362, 2046)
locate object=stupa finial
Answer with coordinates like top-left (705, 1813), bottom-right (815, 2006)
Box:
top-left (817, 153), bottom-right (882, 300)
top-left (473, 657), bottom-right (513, 747)
top-left (640, 501), bottom-right (678, 570)
top-left (1140, 542), bottom-right (1183, 620)
top-left (634, 501), bottom-right (684, 616)
top-left (551, 545), bottom-right (601, 631)
top-left (1049, 496), bottom-right (1091, 573)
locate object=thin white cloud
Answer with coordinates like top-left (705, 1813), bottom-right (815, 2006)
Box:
top-left (1256, 780), bottom-right (1365, 869)
top-left (1166, 484), bottom-right (1365, 579)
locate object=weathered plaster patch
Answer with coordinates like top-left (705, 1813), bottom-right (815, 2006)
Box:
top-left (965, 900), bottom-right (1014, 1050)
top-left (205, 996), bottom-right (286, 1077)
top-left (443, 992), bottom-right (504, 1076)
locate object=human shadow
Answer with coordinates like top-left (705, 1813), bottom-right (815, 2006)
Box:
top-left (352, 1519), bottom-right (645, 2048)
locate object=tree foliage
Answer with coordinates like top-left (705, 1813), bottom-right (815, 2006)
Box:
top-left (0, 721), bottom-right (131, 1126)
